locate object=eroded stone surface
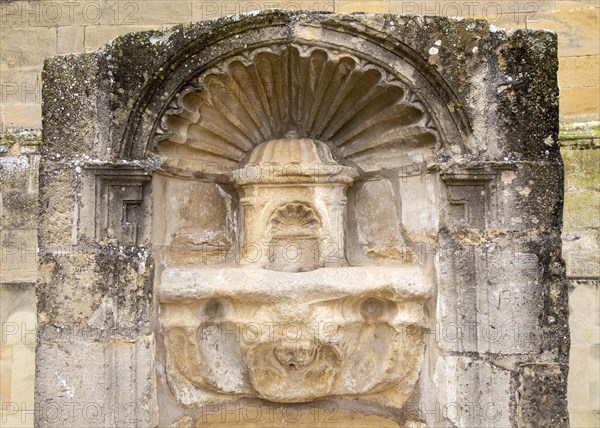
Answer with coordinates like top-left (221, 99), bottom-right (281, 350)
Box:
top-left (518, 363), bottom-right (569, 427)
top-left (160, 266), bottom-right (430, 405)
top-left (170, 406), bottom-right (401, 427)
top-left (435, 356), bottom-right (512, 428)
top-left (35, 335), bottom-right (157, 427)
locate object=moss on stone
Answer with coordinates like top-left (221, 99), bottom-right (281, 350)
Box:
top-left (0, 129), bottom-right (42, 149)
top-left (559, 122), bottom-right (600, 149)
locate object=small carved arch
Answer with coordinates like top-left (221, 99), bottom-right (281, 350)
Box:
top-left (267, 202), bottom-right (322, 272)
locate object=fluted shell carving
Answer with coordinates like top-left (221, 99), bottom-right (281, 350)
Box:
top-left (156, 45), bottom-right (439, 174)
top-left (270, 203), bottom-right (320, 236)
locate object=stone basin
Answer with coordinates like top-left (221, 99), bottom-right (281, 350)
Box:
top-left (159, 266), bottom-right (431, 405)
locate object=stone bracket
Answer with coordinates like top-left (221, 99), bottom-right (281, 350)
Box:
top-left (82, 166), bottom-right (151, 245)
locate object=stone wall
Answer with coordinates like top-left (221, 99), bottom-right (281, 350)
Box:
top-left (0, 1), bottom-right (598, 128)
top-left (561, 122), bottom-right (599, 428)
top-left (0, 129), bottom-right (39, 427)
top-left (0, 1), bottom-right (598, 427)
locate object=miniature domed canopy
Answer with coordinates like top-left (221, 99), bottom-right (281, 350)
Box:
top-left (232, 136), bottom-right (358, 185)
top-left (246, 134), bottom-right (337, 166)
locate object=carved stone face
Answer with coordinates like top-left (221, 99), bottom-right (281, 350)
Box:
top-left (159, 267), bottom-right (429, 406)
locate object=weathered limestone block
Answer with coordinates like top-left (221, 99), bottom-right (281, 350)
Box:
top-left (435, 356), bottom-right (512, 428)
top-left (35, 335), bottom-right (157, 428)
top-left (437, 245), bottom-right (545, 354)
top-left (0, 154), bottom-right (39, 230)
top-left (37, 163), bottom-right (78, 248)
top-left (153, 177), bottom-right (233, 249)
top-left (1, 133), bottom-right (41, 282)
top-left (41, 54), bottom-right (107, 159)
top-left (0, 283), bottom-right (37, 347)
top-left (354, 179), bottom-right (404, 258)
top-left (397, 172), bottom-right (439, 242)
top-left (37, 249), bottom-right (153, 336)
top-left (37, 10), bottom-right (567, 428)
top-left (160, 266), bottom-right (430, 406)
top-left (1, 228), bottom-right (38, 282)
top-left (518, 363), bottom-right (569, 427)
top-left (498, 163), bottom-right (564, 231)
top-left (152, 174), bottom-right (236, 267)
top-left (562, 140), bottom-right (600, 278)
top-left (0, 282), bottom-right (37, 418)
top-left (171, 405), bottom-right (402, 427)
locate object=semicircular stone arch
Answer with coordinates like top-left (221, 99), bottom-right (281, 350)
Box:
top-left (121, 15), bottom-right (473, 174)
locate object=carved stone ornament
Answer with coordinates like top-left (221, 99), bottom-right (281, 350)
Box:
top-left (155, 45), bottom-right (443, 176)
top-left (156, 42), bottom-right (436, 411)
top-left (36, 11), bottom-right (567, 428)
top-left (160, 266), bottom-right (430, 406)
top-left (81, 166), bottom-right (151, 245)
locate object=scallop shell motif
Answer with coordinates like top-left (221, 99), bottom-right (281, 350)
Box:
top-left (157, 45), bottom-right (438, 173)
top-left (270, 203), bottom-right (320, 236)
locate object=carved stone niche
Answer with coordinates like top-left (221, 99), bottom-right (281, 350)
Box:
top-left (155, 43), bottom-right (437, 416)
top-left (36, 11), bottom-right (567, 428)
top-left (231, 135), bottom-right (358, 271)
top-left (441, 170), bottom-right (499, 229)
top-left (159, 134), bottom-right (433, 407)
